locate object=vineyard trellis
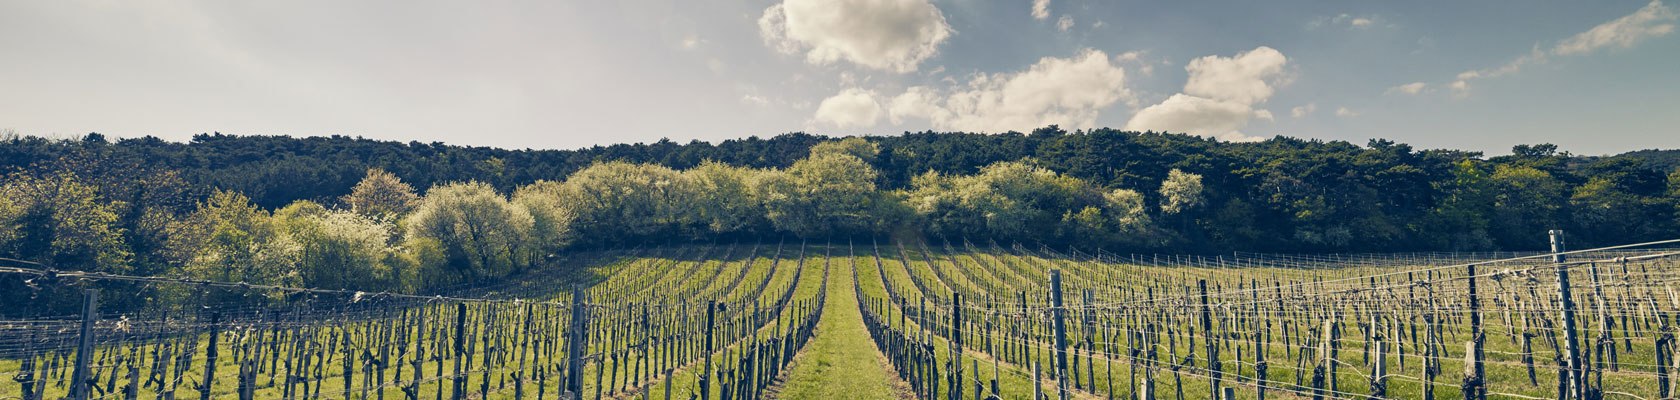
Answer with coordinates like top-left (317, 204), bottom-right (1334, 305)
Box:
top-left (854, 233), bottom-right (1680, 400)
top-left (1, 241), bottom-right (828, 400)
top-left (8, 231), bottom-right (1680, 400)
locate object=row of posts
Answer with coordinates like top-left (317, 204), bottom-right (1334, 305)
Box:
top-left (52, 285), bottom-right (602, 400)
top-left (1030, 230), bottom-right (1593, 400)
top-left (48, 230), bottom-right (1600, 400)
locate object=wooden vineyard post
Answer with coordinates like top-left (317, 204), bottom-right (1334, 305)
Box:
top-left (1254, 278), bottom-right (1268, 400)
top-left (1551, 230), bottom-right (1587, 399)
top-left (453, 303), bottom-right (468, 400)
top-left (1466, 263), bottom-right (1486, 400)
top-left (567, 287), bottom-right (591, 398)
top-left (951, 292), bottom-right (964, 400)
top-left (701, 300), bottom-right (718, 400)
top-left (68, 289), bottom-right (98, 400)
top-left (1370, 313), bottom-right (1387, 398)
top-left (1424, 272), bottom-right (1440, 400)
top-left (201, 311), bottom-right (221, 400)
top-left (1198, 280), bottom-right (1221, 396)
top-left (516, 303), bottom-right (532, 400)
top-left (1051, 269), bottom-right (1071, 400)
top-left (1034, 361), bottom-right (1044, 400)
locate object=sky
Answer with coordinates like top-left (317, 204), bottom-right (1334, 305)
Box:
top-left (1, 1), bottom-right (1678, 156)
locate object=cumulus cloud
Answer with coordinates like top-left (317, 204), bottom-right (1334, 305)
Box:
top-left (1290, 103), bottom-right (1316, 118)
top-left (1452, 1), bottom-right (1674, 94)
top-left (758, 0), bottom-right (952, 73)
top-left (1335, 107), bottom-right (1359, 117)
top-left (1183, 46), bottom-right (1290, 106)
top-left (887, 49), bottom-right (1132, 132)
top-left (1124, 95), bottom-right (1263, 142)
top-left (1386, 82), bottom-right (1428, 95)
top-left (1057, 15), bottom-right (1075, 32)
top-left (1124, 46), bottom-right (1289, 142)
top-left (814, 88), bottom-right (883, 128)
top-left (1032, 0), bottom-right (1051, 20)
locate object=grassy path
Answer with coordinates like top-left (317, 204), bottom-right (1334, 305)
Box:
top-left (770, 250), bottom-right (908, 400)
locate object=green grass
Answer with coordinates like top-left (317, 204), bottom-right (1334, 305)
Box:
top-left (9, 243), bottom-right (1678, 400)
top-left (770, 250), bottom-right (908, 400)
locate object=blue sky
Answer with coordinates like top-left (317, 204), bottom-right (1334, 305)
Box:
top-left (1, 1), bottom-right (1676, 155)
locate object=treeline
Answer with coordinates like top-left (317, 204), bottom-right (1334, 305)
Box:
top-left (3, 128), bottom-right (1680, 304)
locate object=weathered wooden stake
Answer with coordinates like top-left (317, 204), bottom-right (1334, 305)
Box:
top-left (68, 289), bottom-right (98, 400)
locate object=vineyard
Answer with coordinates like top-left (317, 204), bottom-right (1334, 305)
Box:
top-left (6, 233), bottom-right (1680, 400)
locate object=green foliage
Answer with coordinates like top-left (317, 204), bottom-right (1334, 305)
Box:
top-left (4, 130), bottom-right (1680, 263)
top-left (277, 203), bottom-right (411, 291)
top-left (1488, 164), bottom-right (1567, 248)
top-left (1157, 169), bottom-right (1204, 215)
top-left (557, 161), bottom-right (683, 241)
top-left (0, 172), bottom-right (131, 273)
top-left (342, 168), bottom-right (418, 220)
top-left (678, 161), bottom-right (767, 234)
top-left (403, 182), bottom-right (534, 283)
top-left (512, 180), bottom-right (579, 257)
top-left (166, 191), bottom-right (300, 303)
top-left (762, 148), bottom-right (884, 236)
top-left (1421, 160), bottom-right (1496, 250)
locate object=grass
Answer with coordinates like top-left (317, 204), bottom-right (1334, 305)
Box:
top-left (8, 242), bottom-right (1677, 400)
top-left (769, 249), bottom-right (909, 399)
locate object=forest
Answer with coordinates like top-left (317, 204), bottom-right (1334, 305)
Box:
top-left (3, 128), bottom-right (1679, 303)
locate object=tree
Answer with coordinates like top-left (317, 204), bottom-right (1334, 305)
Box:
top-left (0, 172), bottom-right (131, 273)
top-left (404, 182), bottom-right (533, 283)
top-left (166, 190), bottom-right (300, 302)
top-left (762, 143), bottom-right (884, 236)
top-left (557, 161), bottom-right (683, 241)
top-left (808, 136), bottom-right (880, 162)
top-left (512, 180), bottom-right (578, 257)
top-left (1158, 169), bottom-right (1204, 215)
top-left (1420, 160), bottom-right (1495, 250)
top-left (1488, 165), bottom-right (1567, 249)
top-left (909, 160), bottom-right (1095, 240)
top-left (276, 202), bottom-right (409, 291)
top-left (342, 168), bottom-right (419, 220)
top-left (679, 161), bottom-right (767, 234)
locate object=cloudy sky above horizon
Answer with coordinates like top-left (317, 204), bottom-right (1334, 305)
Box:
top-left (2, 0), bottom-right (1678, 155)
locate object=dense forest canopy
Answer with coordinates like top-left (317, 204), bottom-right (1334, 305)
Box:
top-left (3, 127), bottom-right (1679, 310)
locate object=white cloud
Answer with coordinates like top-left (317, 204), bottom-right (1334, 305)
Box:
top-left (1032, 0), bottom-right (1051, 20)
top-left (814, 88), bottom-right (882, 128)
top-left (1386, 82), bottom-right (1428, 95)
top-left (1290, 103), bottom-right (1316, 118)
top-left (887, 49), bottom-right (1132, 132)
top-left (1335, 107), bottom-right (1359, 117)
top-left (1124, 94), bottom-right (1264, 142)
top-left (1349, 17), bottom-right (1374, 28)
top-left (1451, 1), bottom-right (1674, 95)
top-left (1057, 15), bottom-right (1075, 32)
top-left (1183, 46), bottom-right (1289, 106)
top-left (1554, 0), bottom-right (1676, 55)
top-left (1124, 46), bottom-right (1289, 142)
top-left (758, 0), bottom-right (952, 73)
